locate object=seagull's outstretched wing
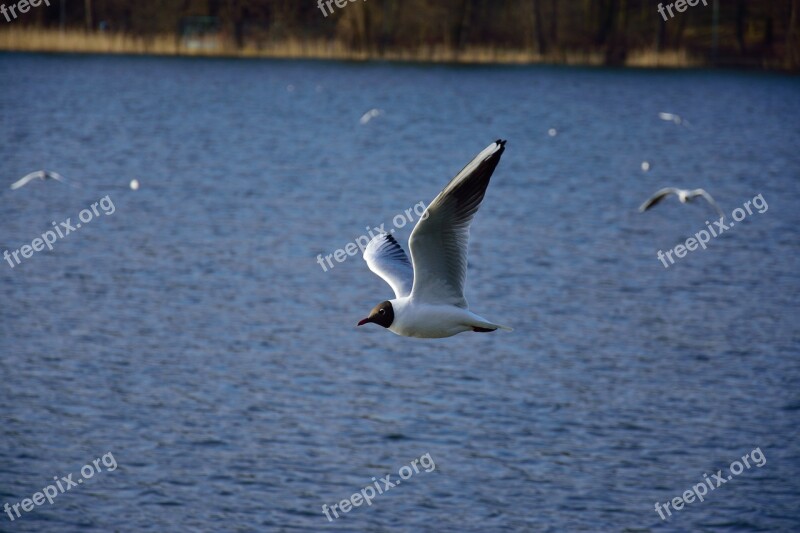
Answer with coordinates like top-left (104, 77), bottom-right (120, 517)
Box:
top-left (45, 171), bottom-right (66, 183)
top-left (45, 171), bottom-right (78, 188)
top-left (639, 187), bottom-right (681, 212)
top-left (408, 140), bottom-right (506, 308)
top-left (690, 189), bottom-right (725, 219)
top-left (363, 233), bottom-right (414, 299)
top-left (10, 171), bottom-right (44, 190)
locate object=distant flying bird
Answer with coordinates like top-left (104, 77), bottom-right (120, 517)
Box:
top-left (357, 140), bottom-right (512, 338)
top-left (10, 170), bottom-right (70, 190)
top-left (639, 187), bottom-right (724, 219)
top-left (658, 112), bottom-right (689, 126)
top-left (359, 108), bottom-right (383, 125)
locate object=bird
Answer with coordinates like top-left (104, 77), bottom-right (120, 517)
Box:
top-left (10, 170), bottom-right (71, 190)
top-left (658, 112), bottom-right (689, 126)
top-left (639, 187), bottom-right (724, 219)
top-left (359, 108), bottom-right (383, 125)
top-left (357, 140), bottom-right (512, 339)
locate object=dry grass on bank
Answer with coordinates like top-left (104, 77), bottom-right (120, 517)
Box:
top-left (626, 48), bottom-right (703, 68)
top-left (0, 27), bottom-right (701, 68)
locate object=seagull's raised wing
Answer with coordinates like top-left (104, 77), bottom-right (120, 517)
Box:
top-left (408, 140), bottom-right (506, 308)
top-left (10, 171), bottom-right (44, 190)
top-left (363, 233), bottom-right (414, 299)
top-left (690, 189), bottom-right (725, 219)
top-left (638, 187), bottom-right (681, 212)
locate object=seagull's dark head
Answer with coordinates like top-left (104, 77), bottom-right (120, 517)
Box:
top-left (357, 301), bottom-right (394, 328)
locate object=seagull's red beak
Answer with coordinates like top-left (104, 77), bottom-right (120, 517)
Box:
top-left (357, 317), bottom-right (371, 326)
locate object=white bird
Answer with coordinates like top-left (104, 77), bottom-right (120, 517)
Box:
top-left (10, 170), bottom-right (70, 190)
top-left (359, 108), bottom-right (383, 125)
top-left (658, 112), bottom-right (689, 126)
top-left (639, 187), bottom-right (724, 219)
top-left (357, 140), bottom-right (512, 339)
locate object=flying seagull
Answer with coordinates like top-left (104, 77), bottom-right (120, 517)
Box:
top-left (357, 140), bottom-right (512, 339)
top-left (359, 108), bottom-right (383, 125)
top-left (658, 112), bottom-right (689, 126)
top-left (10, 170), bottom-right (70, 190)
top-left (639, 187), bottom-right (724, 219)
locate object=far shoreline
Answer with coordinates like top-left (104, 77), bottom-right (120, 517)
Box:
top-left (1, 28), bottom-right (793, 72)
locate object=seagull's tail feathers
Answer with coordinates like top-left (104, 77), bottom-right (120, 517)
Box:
top-left (468, 313), bottom-right (513, 333)
top-left (472, 323), bottom-right (513, 333)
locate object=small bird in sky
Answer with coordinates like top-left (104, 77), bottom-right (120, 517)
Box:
top-left (639, 187), bottom-right (724, 219)
top-left (10, 170), bottom-right (72, 190)
top-left (357, 140), bottom-right (512, 339)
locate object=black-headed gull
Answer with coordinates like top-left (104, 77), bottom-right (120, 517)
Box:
top-left (357, 140), bottom-right (512, 339)
top-left (639, 187), bottom-right (724, 219)
top-left (10, 170), bottom-right (69, 190)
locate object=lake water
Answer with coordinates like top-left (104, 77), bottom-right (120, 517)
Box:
top-left (1, 53), bottom-right (799, 531)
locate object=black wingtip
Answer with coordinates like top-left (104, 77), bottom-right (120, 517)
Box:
top-left (495, 139), bottom-right (507, 147)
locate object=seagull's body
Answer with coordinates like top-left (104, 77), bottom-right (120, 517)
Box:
top-left (357, 140), bottom-right (511, 339)
top-left (384, 298), bottom-right (503, 338)
top-left (639, 187), bottom-right (724, 219)
top-left (10, 170), bottom-right (68, 190)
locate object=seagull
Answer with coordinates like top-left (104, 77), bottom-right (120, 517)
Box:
top-left (10, 170), bottom-right (71, 190)
top-left (658, 112), bottom-right (690, 126)
top-left (639, 187), bottom-right (724, 219)
top-left (359, 108), bottom-right (383, 125)
top-left (357, 140), bottom-right (512, 339)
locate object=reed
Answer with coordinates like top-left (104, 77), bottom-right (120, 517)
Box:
top-left (0, 27), bottom-right (703, 68)
top-left (625, 48), bottom-right (702, 68)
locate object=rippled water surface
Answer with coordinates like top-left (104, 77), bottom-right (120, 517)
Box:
top-left (1, 53), bottom-right (799, 531)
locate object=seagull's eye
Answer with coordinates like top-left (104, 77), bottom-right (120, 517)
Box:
top-left (379, 309), bottom-right (386, 315)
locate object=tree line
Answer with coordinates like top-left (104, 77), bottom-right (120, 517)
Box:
top-left (12, 0), bottom-right (800, 68)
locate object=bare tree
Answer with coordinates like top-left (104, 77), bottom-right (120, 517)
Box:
top-left (84, 0), bottom-right (92, 30)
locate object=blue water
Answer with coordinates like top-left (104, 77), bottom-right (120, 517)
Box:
top-left (1, 53), bottom-right (799, 532)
